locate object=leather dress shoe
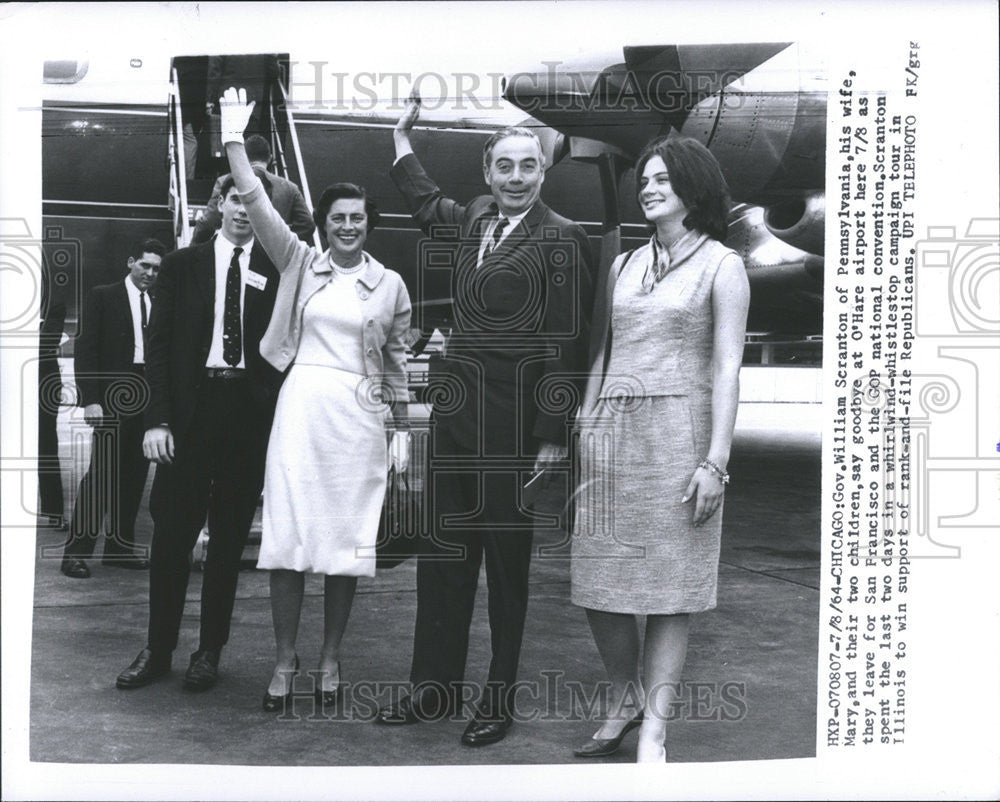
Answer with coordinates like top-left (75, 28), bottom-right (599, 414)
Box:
top-left (375, 688), bottom-right (454, 725)
top-left (262, 655), bottom-right (299, 712)
top-left (183, 648), bottom-right (221, 691)
top-left (116, 648), bottom-right (171, 689)
top-left (573, 710), bottom-right (644, 758)
top-left (61, 559), bottom-right (91, 579)
top-left (461, 713), bottom-right (513, 747)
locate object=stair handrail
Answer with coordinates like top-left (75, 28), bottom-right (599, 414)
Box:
top-left (169, 67), bottom-right (192, 247)
top-left (277, 81), bottom-right (322, 250)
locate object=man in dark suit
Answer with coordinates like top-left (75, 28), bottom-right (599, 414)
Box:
top-left (377, 93), bottom-right (594, 745)
top-left (191, 134), bottom-right (314, 245)
top-left (116, 176), bottom-right (281, 692)
top-left (61, 238), bottom-right (167, 578)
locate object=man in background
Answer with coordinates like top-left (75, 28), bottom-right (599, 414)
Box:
top-left (61, 238), bottom-right (168, 578)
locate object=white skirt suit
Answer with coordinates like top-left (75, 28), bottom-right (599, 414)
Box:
top-left (239, 179), bottom-right (411, 576)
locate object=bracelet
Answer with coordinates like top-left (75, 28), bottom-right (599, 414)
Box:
top-left (699, 459), bottom-right (730, 485)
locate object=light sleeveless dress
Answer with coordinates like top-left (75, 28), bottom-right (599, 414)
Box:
top-left (571, 233), bottom-right (740, 613)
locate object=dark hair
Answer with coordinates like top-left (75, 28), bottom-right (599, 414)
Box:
top-left (482, 126), bottom-right (545, 170)
top-left (130, 237), bottom-right (167, 259)
top-left (634, 136), bottom-right (732, 242)
top-left (244, 134), bottom-right (272, 164)
top-left (313, 183), bottom-right (380, 234)
top-left (219, 169), bottom-right (273, 203)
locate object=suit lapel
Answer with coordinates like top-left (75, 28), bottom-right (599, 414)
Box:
top-left (115, 281), bottom-right (136, 356)
top-left (480, 201), bottom-right (548, 265)
top-left (193, 240), bottom-right (215, 313)
top-left (192, 241), bottom-right (216, 355)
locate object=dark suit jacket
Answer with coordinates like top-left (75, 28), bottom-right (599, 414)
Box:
top-left (191, 170), bottom-right (315, 246)
top-left (391, 153), bottom-right (594, 456)
top-left (144, 239), bottom-right (281, 440)
top-left (74, 281), bottom-right (144, 411)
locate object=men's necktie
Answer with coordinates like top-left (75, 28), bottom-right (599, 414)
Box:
top-left (223, 247), bottom-right (243, 366)
top-left (139, 290), bottom-right (148, 350)
top-left (484, 216), bottom-right (508, 259)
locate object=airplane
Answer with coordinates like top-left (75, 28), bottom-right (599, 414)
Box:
top-left (39, 42), bottom-right (825, 369)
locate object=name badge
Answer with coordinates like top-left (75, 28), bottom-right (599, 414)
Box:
top-left (246, 270), bottom-right (268, 291)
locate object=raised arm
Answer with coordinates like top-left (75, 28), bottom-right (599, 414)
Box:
top-left (389, 90), bottom-right (469, 235)
top-left (219, 87), bottom-right (311, 273)
top-left (392, 89), bottom-right (420, 162)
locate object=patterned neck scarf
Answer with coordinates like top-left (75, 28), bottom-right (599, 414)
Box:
top-left (640, 229), bottom-right (707, 292)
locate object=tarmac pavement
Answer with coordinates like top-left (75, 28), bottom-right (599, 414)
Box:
top-left (29, 405), bottom-right (820, 767)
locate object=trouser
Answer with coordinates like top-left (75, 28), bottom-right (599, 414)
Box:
top-left (64, 410), bottom-right (149, 558)
top-left (410, 425), bottom-right (535, 717)
top-left (146, 377), bottom-right (269, 655)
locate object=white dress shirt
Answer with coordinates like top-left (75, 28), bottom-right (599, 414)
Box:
top-left (206, 232), bottom-right (255, 369)
top-left (123, 277), bottom-right (149, 364)
top-left (477, 208), bottom-right (529, 267)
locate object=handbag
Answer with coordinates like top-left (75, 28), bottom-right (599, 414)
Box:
top-left (375, 465), bottom-right (425, 569)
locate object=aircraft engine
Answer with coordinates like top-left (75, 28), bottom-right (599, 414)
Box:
top-left (763, 193), bottom-right (825, 256)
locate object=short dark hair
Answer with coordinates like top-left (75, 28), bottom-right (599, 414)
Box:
top-left (244, 134), bottom-right (272, 164)
top-left (313, 183), bottom-right (380, 234)
top-left (634, 136), bottom-right (732, 242)
top-left (218, 169), bottom-right (273, 204)
top-left (130, 237), bottom-right (167, 259)
top-left (482, 126), bottom-right (545, 170)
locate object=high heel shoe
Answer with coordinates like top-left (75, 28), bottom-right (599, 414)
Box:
top-left (573, 710), bottom-right (644, 758)
top-left (262, 655), bottom-right (299, 713)
top-left (314, 661), bottom-right (342, 710)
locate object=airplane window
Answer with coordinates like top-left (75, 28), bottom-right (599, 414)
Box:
top-left (43, 60), bottom-right (89, 84)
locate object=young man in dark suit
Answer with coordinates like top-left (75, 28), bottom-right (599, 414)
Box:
top-left (116, 178), bottom-right (281, 692)
top-left (377, 93), bottom-right (595, 745)
top-left (61, 238), bottom-right (167, 578)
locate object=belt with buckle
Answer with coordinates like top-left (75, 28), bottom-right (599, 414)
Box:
top-left (205, 367), bottom-right (246, 379)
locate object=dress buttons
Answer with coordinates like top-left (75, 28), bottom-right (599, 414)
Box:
top-left (359, 291), bottom-right (369, 300)
top-left (366, 348), bottom-right (375, 356)
top-left (366, 319), bottom-right (374, 327)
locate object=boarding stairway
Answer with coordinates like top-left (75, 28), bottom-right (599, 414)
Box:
top-left (167, 71), bottom-right (320, 251)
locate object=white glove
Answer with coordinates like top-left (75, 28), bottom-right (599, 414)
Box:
top-left (389, 431), bottom-right (411, 473)
top-left (219, 87), bottom-right (255, 145)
